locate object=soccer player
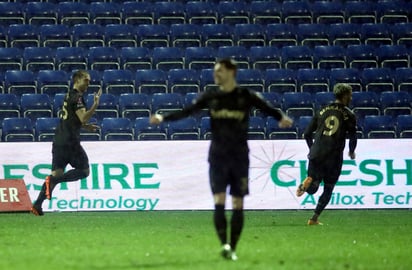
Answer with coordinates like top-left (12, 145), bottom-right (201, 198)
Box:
top-left (150, 59), bottom-right (293, 260)
top-left (31, 70), bottom-right (101, 216)
top-left (296, 83), bottom-right (357, 225)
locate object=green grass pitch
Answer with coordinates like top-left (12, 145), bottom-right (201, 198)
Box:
top-left (1, 210), bottom-right (411, 270)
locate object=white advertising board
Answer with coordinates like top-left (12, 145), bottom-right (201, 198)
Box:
top-left (0, 139), bottom-right (411, 211)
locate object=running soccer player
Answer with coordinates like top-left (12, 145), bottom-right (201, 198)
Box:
top-left (150, 59), bottom-right (293, 260)
top-left (296, 83), bottom-right (357, 225)
top-left (31, 70), bottom-right (101, 216)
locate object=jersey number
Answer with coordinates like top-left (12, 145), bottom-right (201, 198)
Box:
top-left (323, 115), bottom-right (340, 136)
top-left (60, 101), bottom-right (68, 120)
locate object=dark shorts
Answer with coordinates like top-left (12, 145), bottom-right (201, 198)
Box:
top-left (52, 143), bottom-right (89, 171)
top-left (308, 155), bottom-right (343, 185)
top-left (209, 156), bottom-right (249, 197)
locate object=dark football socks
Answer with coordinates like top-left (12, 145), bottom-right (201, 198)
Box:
top-left (230, 209), bottom-right (244, 251)
top-left (214, 204), bottom-right (227, 245)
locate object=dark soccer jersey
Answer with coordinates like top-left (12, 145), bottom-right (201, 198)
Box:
top-left (163, 87), bottom-right (283, 158)
top-left (304, 102), bottom-right (357, 160)
top-left (53, 89), bottom-right (86, 146)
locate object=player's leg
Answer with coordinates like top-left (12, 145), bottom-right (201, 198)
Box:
top-left (297, 159), bottom-right (320, 196)
top-left (53, 145), bottom-right (90, 185)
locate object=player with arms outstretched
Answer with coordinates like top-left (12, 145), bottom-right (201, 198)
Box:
top-left (31, 70), bottom-right (101, 216)
top-left (296, 83), bottom-right (357, 225)
top-left (150, 59), bottom-right (293, 260)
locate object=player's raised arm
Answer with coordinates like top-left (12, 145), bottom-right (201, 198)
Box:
top-left (250, 92), bottom-right (293, 128)
top-left (76, 88), bottom-right (102, 124)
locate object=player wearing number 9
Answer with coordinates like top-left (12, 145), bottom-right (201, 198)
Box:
top-left (31, 70), bottom-right (102, 216)
top-left (296, 83), bottom-right (357, 225)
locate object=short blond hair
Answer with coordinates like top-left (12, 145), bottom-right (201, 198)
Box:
top-left (72, 70), bottom-right (89, 84)
top-left (333, 83), bottom-right (352, 100)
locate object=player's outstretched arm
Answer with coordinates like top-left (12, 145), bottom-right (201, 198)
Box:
top-left (278, 115), bottom-right (293, 128)
top-left (348, 152), bottom-right (356, 160)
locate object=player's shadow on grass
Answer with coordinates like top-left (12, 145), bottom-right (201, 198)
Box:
top-left (91, 258), bottom-right (222, 269)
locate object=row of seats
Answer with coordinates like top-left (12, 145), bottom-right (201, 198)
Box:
top-left (2, 23), bottom-right (412, 49)
top-left (0, 1), bottom-right (410, 26)
top-left (2, 114), bottom-right (412, 142)
top-left (2, 67), bottom-right (412, 96)
top-left (1, 91), bottom-right (410, 125)
top-left (1, 44), bottom-right (412, 73)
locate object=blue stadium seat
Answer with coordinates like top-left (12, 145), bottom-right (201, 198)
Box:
top-left (185, 47), bottom-right (216, 70)
top-left (119, 93), bottom-right (151, 119)
top-left (23, 47), bottom-right (55, 72)
top-left (248, 116), bottom-right (266, 140)
top-left (137, 24), bottom-right (169, 49)
top-left (0, 48), bottom-right (22, 72)
top-left (80, 117), bottom-right (100, 141)
top-left (53, 93), bottom-right (65, 118)
top-left (363, 115), bottom-right (396, 138)
top-left (253, 92), bottom-right (282, 117)
top-left (380, 91), bottom-right (412, 117)
top-left (266, 116), bottom-right (297, 140)
top-left (135, 69), bottom-right (167, 94)
top-left (152, 47), bottom-right (184, 71)
top-left (0, 94), bottom-right (20, 125)
top-left (56, 47), bottom-right (87, 72)
top-left (297, 24), bottom-right (329, 48)
top-left (377, 0), bottom-right (409, 24)
top-left (217, 46), bottom-right (250, 69)
top-left (281, 46), bottom-right (313, 69)
top-left (312, 1), bottom-right (344, 24)
top-left (40, 24), bottom-right (72, 48)
top-left (361, 23), bottom-right (393, 47)
top-left (314, 91), bottom-right (335, 110)
top-left (0, 2), bottom-right (24, 25)
top-left (120, 47), bottom-right (151, 71)
top-left (282, 1), bottom-right (312, 24)
top-left (313, 45), bottom-right (346, 69)
top-left (265, 69), bottom-right (297, 93)
top-left (121, 1), bottom-right (153, 25)
top-left (282, 92), bottom-right (314, 119)
top-left (101, 117), bottom-right (133, 141)
top-left (37, 70), bottom-right (69, 96)
top-left (35, 117), bottom-right (60, 142)
top-left (297, 68), bottom-right (329, 93)
top-left (200, 116), bottom-right (211, 140)
top-left (135, 117), bottom-right (167, 141)
top-left (236, 69), bottom-right (264, 92)
top-left (249, 46), bottom-right (281, 70)
top-left (346, 45), bottom-right (378, 70)
top-left (0, 26), bottom-right (6, 48)
top-left (168, 69), bottom-right (200, 94)
top-left (234, 24), bottom-right (265, 48)
top-left (249, 1), bottom-right (281, 24)
top-left (90, 2), bottom-right (121, 26)
top-left (202, 24), bottom-right (233, 48)
top-left (5, 70), bottom-right (37, 96)
top-left (351, 91), bottom-right (380, 122)
top-left (396, 114), bottom-right (412, 138)
top-left (25, 2), bottom-right (57, 26)
top-left (297, 115), bottom-right (313, 139)
top-left (329, 23), bottom-right (361, 48)
top-left (105, 24), bottom-right (137, 48)
top-left (395, 67), bottom-right (412, 92)
top-left (102, 69), bottom-right (135, 95)
top-left (84, 69), bottom-right (102, 93)
top-left (88, 46), bottom-right (120, 71)
top-left (58, 2), bottom-right (90, 26)
top-left (362, 68), bottom-right (394, 92)
top-left (185, 1), bottom-right (217, 25)
top-left (170, 24), bottom-right (201, 48)
top-left (86, 93), bottom-right (118, 121)
top-left (392, 23), bottom-right (412, 48)
top-left (217, 1), bottom-right (249, 25)
top-left (151, 93), bottom-right (183, 115)
top-left (73, 24), bottom-right (105, 48)
top-left (154, 2), bottom-right (186, 25)
top-left (377, 45), bottom-right (409, 69)
top-left (2, 117), bottom-right (34, 142)
top-left (200, 68), bottom-right (216, 92)
top-left (8, 24), bottom-right (39, 49)
top-left (265, 24), bottom-right (297, 48)
top-left (21, 93), bottom-right (52, 122)
top-left (167, 117), bottom-right (199, 140)
top-left (329, 68), bottom-right (362, 92)
top-left (345, 1), bottom-right (377, 24)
